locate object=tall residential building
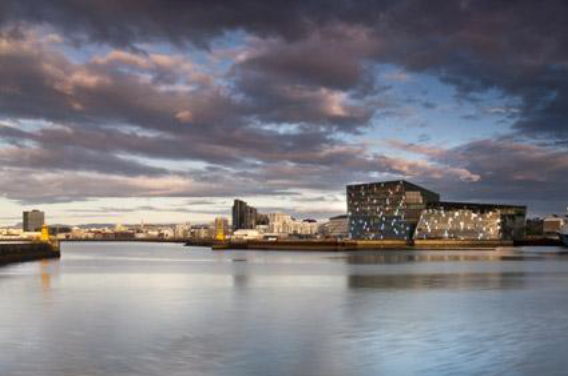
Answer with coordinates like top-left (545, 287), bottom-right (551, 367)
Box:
top-left (232, 199), bottom-right (258, 230)
top-left (23, 210), bottom-right (45, 232)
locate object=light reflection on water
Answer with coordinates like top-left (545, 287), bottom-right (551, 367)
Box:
top-left (1, 242), bottom-right (568, 376)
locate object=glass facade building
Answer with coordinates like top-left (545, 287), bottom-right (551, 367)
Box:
top-left (347, 180), bottom-right (527, 241)
top-left (347, 180), bottom-right (440, 240)
top-left (414, 202), bottom-right (526, 240)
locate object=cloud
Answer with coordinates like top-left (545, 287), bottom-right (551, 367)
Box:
top-left (389, 137), bottom-right (568, 214)
top-left (2, 1), bottom-right (566, 141)
top-left (65, 205), bottom-right (228, 215)
top-left (0, 1), bottom-right (567, 216)
top-left (0, 0), bottom-right (380, 47)
top-left (386, 140), bottom-right (445, 158)
top-left (439, 139), bottom-right (568, 202)
top-left (0, 168), bottom-right (302, 204)
top-left (0, 140), bottom-right (169, 176)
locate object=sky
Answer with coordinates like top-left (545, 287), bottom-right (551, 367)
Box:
top-left (0, 0), bottom-right (567, 225)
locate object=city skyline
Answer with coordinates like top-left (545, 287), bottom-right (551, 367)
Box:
top-left (1, 1), bottom-right (567, 225)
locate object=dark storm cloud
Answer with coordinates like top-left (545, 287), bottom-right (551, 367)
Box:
top-left (0, 30), bottom-right (368, 161)
top-left (0, 0), bottom-right (567, 212)
top-left (438, 139), bottom-right (568, 203)
top-left (2, 0), bottom-right (564, 141)
top-left (0, 145), bottom-right (169, 176)
top-left (0, 35), bottom-right (239, 134)
top-left (3, 1), bottom-right (567, 139)
top-left (0, 0), bottom-right (385, 47)
top-left (391, 138), bottom-right (568, 214)
top-left (377, 0), bottom-right (568, 141)
top-left (231, 26), bottom-right (383, 132)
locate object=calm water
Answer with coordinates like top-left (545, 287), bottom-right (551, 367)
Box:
top-left (1, 242), bottom-right (568, 376)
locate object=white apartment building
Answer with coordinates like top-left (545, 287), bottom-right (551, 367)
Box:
top-left (267, 213), bottom-right (319, 237)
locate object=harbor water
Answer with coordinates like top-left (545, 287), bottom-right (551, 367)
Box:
top-left (1, 242), bottom-right (568, 376)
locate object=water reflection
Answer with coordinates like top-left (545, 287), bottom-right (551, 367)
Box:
top-left (348, 272), bottom-right (527, 290)
top-left (232, 273), bottom-right (250, 288)
top-left (40, 259), bottom-right (51, 292)
top-left (342, 251), bottom-right (547, 264)
top-left (1, 242), bottom-right (568, 376)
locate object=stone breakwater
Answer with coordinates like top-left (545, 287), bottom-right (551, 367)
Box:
top-left (0, 242), bottom-right (60, 266)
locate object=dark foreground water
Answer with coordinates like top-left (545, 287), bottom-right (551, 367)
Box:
top-left (1, 242), bottom-right (568, 376)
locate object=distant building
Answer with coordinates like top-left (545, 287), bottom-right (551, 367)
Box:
top-left (174, 223), bottom-right (191, 238)
top-left (414, 202), bottom-right (526, 240)
top-left (114, 231), bottom-right (136, 240)
top-left (160, 227), bottom-right (175, 239)
top-left (543, 216), bottom-right (566, 236)
top-left (48, 225), bottom-right (72, 237)
top-left (525, 218), bottom-right (544, 237)
top-left (347, 180), bottom-right (526, 240)
top-left (192, 225), bottom-right (211, 239)
top-left (347, 180), bottom-right (440, 240)
top-left (256, 213), bottom-right (269, 226)
top-left (232, 199), bottom-right (258, 230)
top-left (267, 213), bottom-right (291, 234)
top-left (232, 229), bottom-right (263, 240)
top-left (325, 215), bottom-right (349, 238)
top-left (23, 210), bottom-right (45, 232)
top-left (267, 213), bottom-right (318, 237)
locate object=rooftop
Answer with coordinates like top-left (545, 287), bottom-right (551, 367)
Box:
top-left (429, 201), bottom-right (526, 211)
top-left (346, 180), bottom-right (440, 197)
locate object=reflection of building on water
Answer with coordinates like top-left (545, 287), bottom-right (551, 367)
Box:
top-left (347, 180), bottom-right (526, 241)
top-left (40, 259), bottom-right (51, 292)
top-left (348, 272), bottom-right (527, 290)
top-left (232, 273), bottom-right (250, 289)
top-left (345, 252), bottom-right (505, 265)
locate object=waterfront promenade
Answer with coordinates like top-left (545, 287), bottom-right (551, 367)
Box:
top-left (211, 238), bottom-right (563, 251)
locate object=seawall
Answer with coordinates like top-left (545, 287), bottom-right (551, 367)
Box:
top-left (211, 239), bottom-right (515, 252)
top-left (217, 240), bottom-right (354, 252)
top-left (413, 239), bottom-right (513, 249)
top-left (0, 242), bottom-right (61, 266)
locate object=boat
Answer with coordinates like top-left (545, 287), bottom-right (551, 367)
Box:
top-left (560, 224), bottom-right (568, 247)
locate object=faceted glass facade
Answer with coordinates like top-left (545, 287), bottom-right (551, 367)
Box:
top-left (347, 181), bottom-right (440, 240)
top-left (414, 202), bottom-right (526, 240)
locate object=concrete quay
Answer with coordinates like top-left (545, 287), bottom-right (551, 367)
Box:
top-left (210, 239), bottom-right (516, 252)
top-left (0, 242), bottom-right (60, 266)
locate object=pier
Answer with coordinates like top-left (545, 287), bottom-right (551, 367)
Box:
top-left (0, 225), bottom-right (61, 266)
top-left (0, 241), bottom-right (60, 266)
